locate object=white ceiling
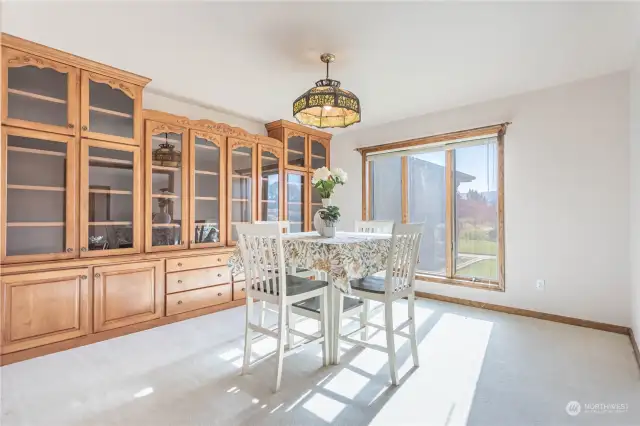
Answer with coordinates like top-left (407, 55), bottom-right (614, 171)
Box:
top-left (2, 1), bottom-right (639, 133)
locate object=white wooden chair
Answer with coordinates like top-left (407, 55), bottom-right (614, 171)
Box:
top-left (338, 222), bottom-right (423, 385)
top-left (236, 223), bottom-right (329, 392)
top-left (355, 220), bottom-right (395, 234)
top-left (355, 220), bottom-right (395, 340)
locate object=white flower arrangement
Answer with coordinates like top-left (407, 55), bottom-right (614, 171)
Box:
top-left (312, 166), bottom-right (348, 198)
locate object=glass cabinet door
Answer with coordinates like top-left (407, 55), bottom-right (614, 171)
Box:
top-left (80, 139), bottom-right (140, 256)
top-left (2, 47), bottom-right (78, 135)
top-left (81, 71), bottom-right (140, 145)
top-left (310, 174), bottom-right (324, 231)
top-left (1, 128), bottom-right (75, 263)
top-left (310, 137), bottom-right (329, 171)
top-left (190, 130), bottom-right (224, 248)
top-left (146, 121), bottom-right (189, 251)
top-left (228, 139), bottom-right (255, 245)
top-left (285, 129), bottom-right (307, 170)
top-left (258, 146), bottom-right (282, 222)
top-left (285, 171), bottom-right (307, 233)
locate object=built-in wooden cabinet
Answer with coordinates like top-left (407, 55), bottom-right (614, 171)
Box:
top-left (145, 121), bottom-right (189, 252)
top-left (93, 260), bottom-right (164, 332)
top-left (81, 71), bottom-right (142, 146)
top-left (190, 130), bottom-right (225, 248)
top-left (1, 268), bottom-right (90, 353)
top-left (80, 139), bottom-right (141, 256)
top-left (2, 47), bottom-right (79, 136)
top-left (266, 120), bottom-right (332, 231)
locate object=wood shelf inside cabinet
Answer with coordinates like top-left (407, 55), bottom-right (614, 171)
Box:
top-left (89, 106), bottom-right (133, 119)
top-left (89, 156), bottom-right (134, 167)
top-left (261, 200), bottom-right (276, 203)
top-left (310, 154), bottom-right (326, 159)
top-left (8, 146), bottom-right (66, 157)
top-left (232, 199), bottom-right (250, 202)
top-left (287, 181), bottom-right (303, 186)
top-left (7, 222), bottom-right (64, 227)
top-left (7, 88), bottom-right (66, 104)
top-left (289, 221), bottom-right (304, 224)
top-left (152, 165), bottom-right (180, 172)
top-left (194, 144), bottom-right (219, 151)
top-left (287, 201), bottom-right (303, 205)
top-left (152, 193), bottom-right (178, 199)
top-left (152, 223), bottom-right (181, 228)
top-left (195, 170), bottom-right (219, 176)
top-left (288, 149), bottom-right (304, 155)
top-left (89, 189), bottom-right (132, 195)
top-left (88, 221), bottom-right (132, 226)
top-left (232, 174), bottom-right (251, 179)
top-left (232, 150), bottom-right (252, 157)
top-left (195, 196), bottom-right (218, 201)
top-left (7, 184), bottom-right (65, 192)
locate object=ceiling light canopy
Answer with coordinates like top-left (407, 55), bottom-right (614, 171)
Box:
top-left (293, 53), bottom-right (361, 129)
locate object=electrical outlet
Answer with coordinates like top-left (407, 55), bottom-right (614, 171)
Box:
top-left (536, 279), bottom-right (545, 291)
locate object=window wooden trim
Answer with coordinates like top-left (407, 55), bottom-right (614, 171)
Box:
top-left (361, 123), bottom-right (508, 291)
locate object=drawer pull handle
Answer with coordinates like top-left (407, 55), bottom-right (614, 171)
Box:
top-left (94, 273), bottom-right (101, 278)
top-left (177, 280), bottom-right (182, 284)
top-left (177, 263), bottom-right (182, 267)
top-left (177, 300), bottom-right (183, 305)
top-left (217, 292), bottom-right (222, 296)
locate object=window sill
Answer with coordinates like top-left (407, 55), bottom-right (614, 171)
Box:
top-left (415, 273), bottom-right (504, 292)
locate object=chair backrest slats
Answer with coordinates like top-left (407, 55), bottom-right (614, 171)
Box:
top-left (236, 223), bottom-right (288, 300)
top-left (384, 223), bottom-right (424, 294)
top-left (355, 220), bottom-right (394, 234)
top-left (254, 220), bottom-right (291, 234)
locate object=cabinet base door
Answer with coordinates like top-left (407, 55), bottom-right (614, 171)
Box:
top-left (93, 260), bottom-right (165, 332)
top-left (1, 268), bottom-right (90, 354)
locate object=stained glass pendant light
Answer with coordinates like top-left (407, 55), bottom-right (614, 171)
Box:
top-left (293, 53), bottom-right (361, 128)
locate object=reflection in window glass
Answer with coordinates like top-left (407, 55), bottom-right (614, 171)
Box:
top-left (370, 156), bottom-right (402, 223)
top-left (454, 140), bottom-right (498, 280)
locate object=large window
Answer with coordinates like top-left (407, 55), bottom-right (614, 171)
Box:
top-left (363, 125), bottom-right (506, 290)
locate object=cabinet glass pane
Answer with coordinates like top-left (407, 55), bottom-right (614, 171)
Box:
top-left (194, 136), bottom-right (220, 244)
top-left (261, 151), bottom-right (280, 221)
top-left (88, 80), bottom-right (134, 138)
top-left (7, 66), bottom-right (68, 127)
top-left (5, 134), bottom-right (67, 256)
top-left (310, 139), bottom-right (327, 170)
top-left (287, 173), bottom-right (305, 233)
top-left (287, 135), bottom-right (305, 167)
top-left (151, 132), bottom-right (184, 247)
top-left (87, 146), bottom-right (134, 251)
top-left (231, 146), bottom-right (253, 241)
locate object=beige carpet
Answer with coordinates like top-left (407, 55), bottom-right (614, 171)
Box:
top-left (1, 298), bottom-right (638, 426)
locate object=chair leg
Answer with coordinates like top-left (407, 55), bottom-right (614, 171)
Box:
top-left (384, 301), bottom-right (398, 385)
top-left (259, 300), bottom-right (266, 327)
top-left (242, 296), bottom-right (254, 375)
top-left (286, 305), bottom-right (294, 349)
top-left (360, 299), bottom-right (370, 341)
top-left (408, 293), bottom-right (419, 367)
top-left (274, 304), bottom-right (287, 393)
top-left (320, 288), bottom-right (329, 366)
top-left (334, 293), bottom-right (344, 364)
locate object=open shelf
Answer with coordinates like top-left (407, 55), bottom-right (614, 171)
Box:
top-left (7, 222), bottom-right (64, 227)
top-left (89, 189), bottom-right (132, 195)
top-left (195, 170), bottom-right (219, 176)
top-left (89, 106), bottom-right (133, 118)
top-left (7, 88), bottom-right (66, 104)
top-left (88, 221), bottom-right (132, 226)
top-left (152, 165), bottom-right (180, 172)
top-left (7, 184), bottom-right (65, 192)
top-left (8, 146), bottom-right (66, 157)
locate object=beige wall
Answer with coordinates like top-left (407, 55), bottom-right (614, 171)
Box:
top-left (630, 48), bottom-right (640, 345)
top-left (332, 72), bottom-right (631, 327)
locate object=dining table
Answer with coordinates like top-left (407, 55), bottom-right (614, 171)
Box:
top-left (228, 231), bottom-right (394, 364)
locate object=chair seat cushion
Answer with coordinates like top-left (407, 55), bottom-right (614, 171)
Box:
top-left (252, 275), bottom-right (327, 296)
top-left (293, 295), bottom-right (363, 314)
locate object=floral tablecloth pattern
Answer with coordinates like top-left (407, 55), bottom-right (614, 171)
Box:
top-left (228, 232), bottom-right (392, 293)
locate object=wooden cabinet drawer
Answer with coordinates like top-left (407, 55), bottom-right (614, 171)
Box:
top-left (166, 266), bottom-right (230, 294)
top-left (166, 253), bottom-right (230, 273)
top-left (233, 281), bottom-right (246, 300)
top-left (166, 284), bottom-right (232, 316)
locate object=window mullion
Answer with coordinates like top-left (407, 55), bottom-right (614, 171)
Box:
top-left (445, 149), bottom-right (455, 278)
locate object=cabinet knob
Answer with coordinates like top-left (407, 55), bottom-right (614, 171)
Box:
top-left (180, 240), bottom-right (184, 245)
top-left (177, 262), bottom-right (182, 267)
top-left (177, 300), bottom-right (183, 305)
top-left (217, 258), bottom-right (222, 262)
top-left (241, 288), bottom-right (245, 292)
top-left (217, 273), bottom-right (222, 277)
top-left (81, 247), bottom-right (87, 252)
top-left (66, 248), bottom-right (73, 253)
top-left (94, 273), bottom-right (101, 278)
top-left (81, 275), bottom-right (87, 280)
top-left (190, 240), bottom-right (194, 244)
top-left (82, 125), bottom-right (88, 131)
top-left (68, 123), bottom-right (74, 129)
top-left (177, 280), bottom-right (182, 284)
top-left (217, 292), bottom-right (222, 296)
